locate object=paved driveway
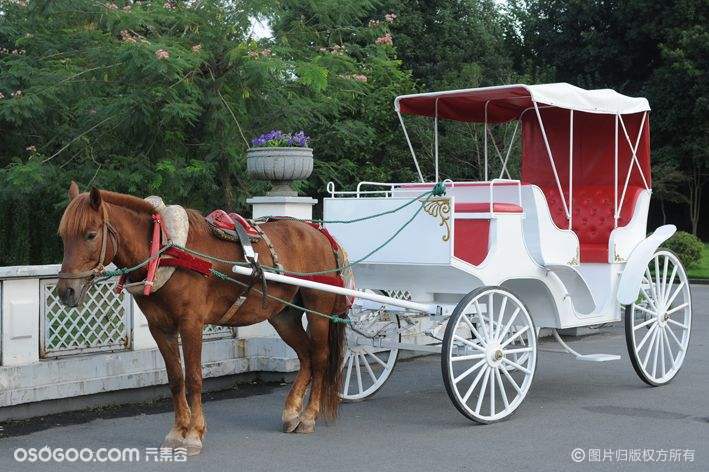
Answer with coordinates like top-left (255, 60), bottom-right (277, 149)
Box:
top-left (1, 286), bottom-right (707, 471)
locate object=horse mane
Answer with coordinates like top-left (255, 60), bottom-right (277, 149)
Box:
top-left (59, 189), bottom-right (210, 238)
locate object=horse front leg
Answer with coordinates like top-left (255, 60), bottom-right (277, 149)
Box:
top-left (149, 326), bottom-right (191, 448)
top-left (179, 318), bottom-right (207, 455)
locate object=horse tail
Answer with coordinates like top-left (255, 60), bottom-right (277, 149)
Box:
top-left (321, 314), bottom-right (346, 421)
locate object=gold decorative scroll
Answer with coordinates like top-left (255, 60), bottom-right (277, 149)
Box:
top-left (423, 198), bottom-right (451, 241)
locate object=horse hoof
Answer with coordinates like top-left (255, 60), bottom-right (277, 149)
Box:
top-left (162, 430), bottom-right (185, 449)
top-left (183, 437), bottom-right (203, 456)
top-left (294, 420), bottom-right (315, 434)
top-left (283, 417), bottom-right (300, 433)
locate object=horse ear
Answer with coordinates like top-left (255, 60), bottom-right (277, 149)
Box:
top-left (68, 181), bottom-right (80, 200)
top-left (89, 187), bottom-right (102, 210)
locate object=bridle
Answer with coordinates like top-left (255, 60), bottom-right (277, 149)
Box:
top-left (58, 204), bottom-right (119, 302)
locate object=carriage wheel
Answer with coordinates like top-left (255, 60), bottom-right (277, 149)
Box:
top-left (340, 291), bottom-right (401, 401)
top-left (625, 250), bottom-right (692, 386)
top-left (442, 286), bottom-right (537, 423)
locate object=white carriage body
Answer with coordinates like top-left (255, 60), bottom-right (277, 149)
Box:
top-left (323, 83), bottom-right (665, 330)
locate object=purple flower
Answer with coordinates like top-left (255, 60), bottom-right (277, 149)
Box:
top-left (251, 130), bottom-right (310, 148)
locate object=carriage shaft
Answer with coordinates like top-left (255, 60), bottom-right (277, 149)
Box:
top-left (230, 265), bottom-right (441, 315)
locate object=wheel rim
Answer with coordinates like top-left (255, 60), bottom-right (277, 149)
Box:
top-left (629, 251), bottom-right (691, 384)
top-left (340, 294), bottom-right (400, 401)
top-left (445, 288), bottom-right (536, 422)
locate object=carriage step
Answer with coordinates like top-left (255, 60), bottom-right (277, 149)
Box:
top-left (573, 353), bottom-right (621, 362)
top-left (550, 329), bottom-right (621, 362)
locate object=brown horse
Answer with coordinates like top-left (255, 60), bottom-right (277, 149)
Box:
top-left (56, 182), bottom-right (347, 455)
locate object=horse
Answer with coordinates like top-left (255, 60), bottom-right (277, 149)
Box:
top-left (56, 181), bottom-right (348, 455)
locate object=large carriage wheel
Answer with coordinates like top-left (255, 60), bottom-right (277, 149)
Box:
top-left (442, 286), bottom-right (537, 423)
top-left (625, 250), bottom-right (692, 386)
top-left (340, 290), bottom-right (401, 401)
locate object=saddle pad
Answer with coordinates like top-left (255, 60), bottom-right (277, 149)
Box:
top-left (206, 210), bottom-right (260, 238)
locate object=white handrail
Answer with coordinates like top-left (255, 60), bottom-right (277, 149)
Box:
top-left (489, 179), bottom-right (523, 213)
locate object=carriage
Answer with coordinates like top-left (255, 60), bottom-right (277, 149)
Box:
top-left (233, 83), bottom-right (693, 423)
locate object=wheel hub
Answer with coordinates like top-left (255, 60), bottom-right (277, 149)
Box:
top-left (486, 343), bottom-right (505, 367)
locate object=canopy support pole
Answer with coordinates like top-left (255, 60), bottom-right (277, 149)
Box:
top-left (614, 114), bottom-right (619, 227)
top-left (397, 110), bottom-right (425, 183)
top-left (533, 101), bottom-right (571, 221)
top-left (434, 98), bottom-right (439, 182)
top-left (495, 120), bottom-right (518, 179)
top-left (616, 112), bottom-right (649, 221)
top-left (569, 109), bottom-right (574, 230)
top-left (484, 101), bottom-right (489, 181)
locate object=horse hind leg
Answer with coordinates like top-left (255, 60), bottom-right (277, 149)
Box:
top-left (294, 290), bottom-right (345, 434)
top-left (269, 305), bottom-right (313, 433)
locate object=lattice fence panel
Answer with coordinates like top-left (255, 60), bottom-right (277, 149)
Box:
top-left (202, 324), bottom-right (236, 340)
top-left (41, 279), bottom-right (130, 358)
top-left (385, 290), bottom-right (412, 301)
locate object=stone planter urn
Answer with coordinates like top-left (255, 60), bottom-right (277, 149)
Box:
top-left (246, 147), bottom-right (314, 196)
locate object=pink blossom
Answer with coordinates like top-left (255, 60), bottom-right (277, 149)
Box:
top-left (26, 145), bottom-right (37, 153)
top-left (352, 74), bottom-right (368, 83)
top-left (120, 30), bottom-right (137, 43)
top-left (163, 1), bottom-right (176, 9)
top-left (385, 13), bottom-right (397, 23)
top-left (11, 90), bottom-right (22, 98)
top-left (368, 19), bottom-right (381, 28)
top-left (192, 44), bottom-right (202, 53)
top-left (123, 4), bottom-right (132, 11)
top-left (105, 2), bottom-right (118, 11)
top-left (375, 33), bottom-right (393, 46)
top-left (155, 49), bottom-right (170, 60)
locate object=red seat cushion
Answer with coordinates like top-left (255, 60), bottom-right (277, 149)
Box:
top-left (455, 202), bottom-right (523, 213)
top-left (542, 185), bottom-right (644, 263)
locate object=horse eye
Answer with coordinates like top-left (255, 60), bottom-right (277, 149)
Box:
top-left (85, 232), bottom-right (97, 241)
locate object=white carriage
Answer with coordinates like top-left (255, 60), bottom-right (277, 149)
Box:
top-left (234, 83), bottom-right (692, 423)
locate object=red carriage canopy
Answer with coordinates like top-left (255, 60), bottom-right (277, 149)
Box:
top-left (394, 83), bottom-right (653, 262)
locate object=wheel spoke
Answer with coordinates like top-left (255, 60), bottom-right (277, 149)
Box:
top-left (653, 256), bottom-right (662, 306)
top-left (636, 322), bottom-right (658, 351)
top-left (633, 304), bottom-right (656, 318)
top-left (658, 328), bottom-right (666, 377)
top-left (667, 318), bottom-right (687, 330)
top-left (660, 255), bottom-right (669, 304)
top-left (461, 314), bottom-right (487, 347)
top-left (487, 293), bottom-right (494, 341)
top-left (645, 268), bottom-right (660, 307)
top-left (366, 350), bottom-right (387, 368)
top-left (665, 281), bottom-right (686, 310)
top-left (475, 368), bottom-right (491, 415)
top-left (501, 364), bottom-right (522, 394)
top-left (639, 284), bottom-right (658, 311)
top-left (354, 354), bottom-right (364, 393)
top-left (475, 300), bottom-right (490, 342)
top-left (503, 347), bottom-right (533, 355)
top-left (501, 356), bottom-right (531, 374)
top-left (662, 326), bottom-right (676, 371)
top-left (451, 353), bottom-right (486, 362)
top-left (500, 325), bottom-right (529, 349)
top-left (495, 368), bottom-right (509, 409)
top-left (497, 308), bottom-right (520, 344)
top-left (633, 315), bottom-right (656, 330)
top-left (496, 296), bottom-right (508, 340)
top-left (453, 358), bottom-right (486, 384)
top-left (490, 366), bottom-right (496, 417)
top-left (642, 327), bottom-right (659, 368)
top-left (362, 354), bottom-right (378, 383)
top-left (665, 302), bottom-right (689, 316)
top-left (666, 325), bottom-right (685, 351)
top-left (453, 334), bottom-right (486, 352)
top-left (343, 354), bottom-right (353, 395)
top-left (664, 265), bottom-right (678, 305)
top-left (461, 365), bottom-right (488, 403)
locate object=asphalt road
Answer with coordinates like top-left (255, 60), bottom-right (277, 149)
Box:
top-left (1, 286), bottom-right (707, 472)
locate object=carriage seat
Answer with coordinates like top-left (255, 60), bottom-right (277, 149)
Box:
top-left (205, 209), bottom-right (260, 238)
top-left (455, 202), bottom-right (523, 213)
top-left (543, 185), bottom-right (644, 263)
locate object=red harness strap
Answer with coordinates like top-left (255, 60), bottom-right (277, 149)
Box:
top-left (115, 213), bottom-right (212, 295)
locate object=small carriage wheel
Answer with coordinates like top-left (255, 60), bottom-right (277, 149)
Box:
top-left (442, 286), bottom-right (537, 424)
top-left (625, 250), bottom-right (692, 386)
top-left (340, 290), bottom-right (401, 402)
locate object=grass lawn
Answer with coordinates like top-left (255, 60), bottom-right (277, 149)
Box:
top-left (687, 243), bottom-right (709, 280)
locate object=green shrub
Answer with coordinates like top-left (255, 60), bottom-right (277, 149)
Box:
top-left (662, 231), bottom-right (704, 268)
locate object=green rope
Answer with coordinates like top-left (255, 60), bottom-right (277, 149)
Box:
top-left (97, 243), bottom-right (175, 281)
